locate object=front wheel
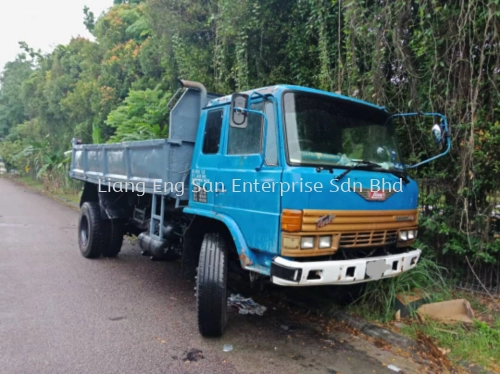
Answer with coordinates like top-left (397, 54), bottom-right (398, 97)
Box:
top-left (197, 233), bottom-right (228, 337)
top-left (78, 202), bottom-right (107, 258)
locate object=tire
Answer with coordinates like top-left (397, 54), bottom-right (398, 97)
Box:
top-left (78, 202), bottom-right (107, 258)
top-left (102, 219), bottom-right (125, 258)
top-left (325, 283), bottom-right (366, 306)
top-left (197, 233), bottom-right (228, 337)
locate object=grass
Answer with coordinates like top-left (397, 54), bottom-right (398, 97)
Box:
top-left (344, 249), bottom-right (500, 371)
top-left (350, 253), bottom-right (451, 322)
top-left (18, 175), bottom-right (44, 189)
top-left (400, 318), bottom-right (500, 371)
top-left (9, 174), bottom-right (81, 208)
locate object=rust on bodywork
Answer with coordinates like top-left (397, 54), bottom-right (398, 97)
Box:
top-left (239, 249), bottom-right (253, 267)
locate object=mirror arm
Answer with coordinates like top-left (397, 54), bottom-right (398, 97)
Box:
top-left (407, 113), bottom-right (450, 169)
top-left (392, 112), bottom-right (451, 169)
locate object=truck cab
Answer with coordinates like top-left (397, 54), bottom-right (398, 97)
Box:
top-left (187, 85), bottom-right (440, 285)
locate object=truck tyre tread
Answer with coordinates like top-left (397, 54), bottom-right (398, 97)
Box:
top-left (78, 202), bottom-right (107, 258)
top-left (102, 219), bottom-right (125, 257)
top-left (197, 232), bottom-right (228, 337)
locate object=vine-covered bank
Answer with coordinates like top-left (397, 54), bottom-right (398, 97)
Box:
top-left (0, 0), bottom-right (499, 272)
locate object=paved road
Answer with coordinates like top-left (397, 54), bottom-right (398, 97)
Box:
top-left (0, 177), bottom-right (419, 374)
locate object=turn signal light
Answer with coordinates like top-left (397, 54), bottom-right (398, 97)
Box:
top-left (282, 209), bottom-right (303, 232)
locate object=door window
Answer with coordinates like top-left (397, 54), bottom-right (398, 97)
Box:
top-left (202, 110), bottom-right (224, 154)
top-left (227, 101), bottom-right (278, 165)
top-left (227, 103), bottom-right (263, 155)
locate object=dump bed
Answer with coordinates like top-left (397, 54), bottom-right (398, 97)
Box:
top-left (69, 88), bottom-right (220, 200)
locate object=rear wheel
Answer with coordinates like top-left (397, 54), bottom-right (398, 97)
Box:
top-left (102, 219), bottom-right (125, 257)
top-left (197, 233), bottom-right (228, 337)
top-left (78, 202), bottom-right (107, 258)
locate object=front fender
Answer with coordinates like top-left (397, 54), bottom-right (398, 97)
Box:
top-left (183, 207), bottom-right (264, 273)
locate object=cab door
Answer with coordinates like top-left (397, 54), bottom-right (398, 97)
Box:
top-left (214, 100), bottom-right (283, 255)
top-left (189, 107), bottom-right (226, 210)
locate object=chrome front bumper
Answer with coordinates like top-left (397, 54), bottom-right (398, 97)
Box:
top-left (271, 249), bottom-right (421, 286)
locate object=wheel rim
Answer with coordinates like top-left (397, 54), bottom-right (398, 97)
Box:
top-left (80, 216), bottom-right (89, 246)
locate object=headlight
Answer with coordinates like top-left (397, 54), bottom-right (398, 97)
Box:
top-left (399, 230), bottom-right (408, 241)
top-left (301, 237), bottom-right (315, 249)
top-left (318, 236), bottom-right (332, 248)
top-left (398, 230), bottom-right (417, 241)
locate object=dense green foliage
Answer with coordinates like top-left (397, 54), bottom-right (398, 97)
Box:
top-left (106, 87), bottom-right (171, 142)
top-left (0, 0), bottom-right (499, 264)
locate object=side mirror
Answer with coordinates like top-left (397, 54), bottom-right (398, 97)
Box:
top-left (431, 124), bottom-right (443, 144)
top-left (230, 93), bottom-right (249, 128)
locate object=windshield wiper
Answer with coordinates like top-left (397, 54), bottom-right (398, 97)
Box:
top-left (315, 166), bottom-right (335, 173)
top-left (377, 168), bottom-right (410, 185)
top-left (334, 160), bottom-right (381, 181)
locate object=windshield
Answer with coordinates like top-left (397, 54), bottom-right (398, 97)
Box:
top-left (283, 92), bottom-right (404, 171)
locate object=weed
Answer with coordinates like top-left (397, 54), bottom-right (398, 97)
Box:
top-left (400, 318), bottom-right (500, 370)
top-left (351, 248), bottom-right (451, 321)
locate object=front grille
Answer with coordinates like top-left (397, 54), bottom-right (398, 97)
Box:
top-left (339, 230), bottom-right (398, 248)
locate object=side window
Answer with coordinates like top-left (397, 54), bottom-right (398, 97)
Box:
top-left (227, 102), bottom-right (263, 155)
top-left (202, 110), bottom-right (223, 154)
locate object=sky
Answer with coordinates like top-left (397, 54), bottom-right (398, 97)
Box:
top-left (0, 0), bottom-right (112, 72)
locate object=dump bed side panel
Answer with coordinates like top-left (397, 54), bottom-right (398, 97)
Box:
top-left (70, 139), bottom-right (191, 198)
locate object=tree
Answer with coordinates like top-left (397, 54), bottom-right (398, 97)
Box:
top-left (0, 54), bottom-right (33, 136)
top-left (83, 6), bottom-right (96, 34)
top-left (106, 87), bottom-right (170, 142)
top-left (0, 0), bottom-right (499, 265)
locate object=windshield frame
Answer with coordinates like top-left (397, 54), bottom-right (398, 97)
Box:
top-left (280, 89), bottom-right (406, 172)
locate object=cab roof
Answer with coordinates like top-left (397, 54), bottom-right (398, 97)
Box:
top-left (206, 84), bottom-right (386, 112)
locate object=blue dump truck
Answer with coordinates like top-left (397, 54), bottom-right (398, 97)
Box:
top-left (69, 79), bottom-right (450, 336)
